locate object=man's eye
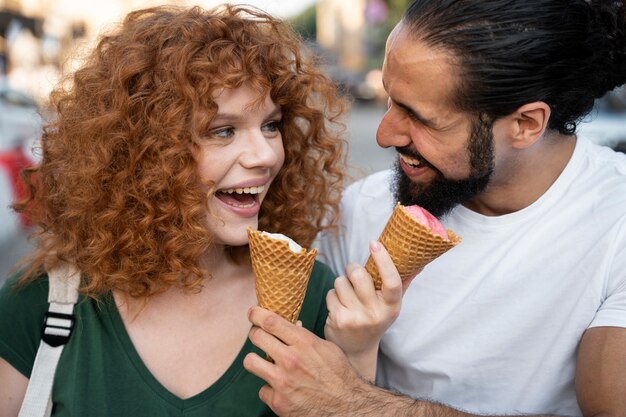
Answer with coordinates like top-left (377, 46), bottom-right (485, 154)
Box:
top-left (262, 120), bottom-right (282, 133)
top-left (210, 127), bottom-right (235, 139)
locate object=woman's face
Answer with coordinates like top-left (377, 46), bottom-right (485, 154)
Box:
top-left (198, 84), bottom-right (285, 247)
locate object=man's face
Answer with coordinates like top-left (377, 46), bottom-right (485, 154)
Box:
top-left (377, 24), bottom-right (495, 217)
top-left (391, 115), bottom-right (494, 217)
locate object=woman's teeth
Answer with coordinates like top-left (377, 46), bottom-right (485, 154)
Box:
top-left (400, 154), bottom-right (422, 168)
top-left (221, 185), bottom-right (265, 195)
top-left (232, 200), bottom-right (255, 208)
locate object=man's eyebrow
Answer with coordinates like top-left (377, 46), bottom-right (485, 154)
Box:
top-left (382, 78), bottom-right (438, 129)
top-left (394, 100), bottom-right (438, 129)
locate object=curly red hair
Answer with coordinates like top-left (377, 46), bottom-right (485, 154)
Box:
top-left (16, 5), bottom-right (347, 298)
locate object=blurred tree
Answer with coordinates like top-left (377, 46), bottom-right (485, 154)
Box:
top-left (365, 0), bottom-right (411, 70)
top-left (288, 4), bottom-right (316, 41)
top-left (386, 0), bottom-right (412, 26)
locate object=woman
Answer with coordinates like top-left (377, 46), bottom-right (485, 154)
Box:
top-left (0, 5), bottom-right (348, 416)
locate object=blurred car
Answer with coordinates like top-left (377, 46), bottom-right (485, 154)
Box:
top-left (577, 87), bottom-right (626, 153)
top-left (0, 87), bottom-right (40, 264)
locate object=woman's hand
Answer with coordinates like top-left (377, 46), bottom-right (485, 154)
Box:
top-left (324, 240), bottom-right (416, 380)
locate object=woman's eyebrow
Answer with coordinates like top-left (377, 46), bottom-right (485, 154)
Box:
top-left (265, 107), bottom-right (283, 119)
top-left (211, 106), bottom-right (282, 124)
top-left (211, 113), bottom-right (243, 124)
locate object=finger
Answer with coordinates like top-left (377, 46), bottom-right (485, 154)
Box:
top-left (325, 289), bottom-right (349, 327)
top-left (248, 306), bottom-right (300, 346)
top-left (345, 263), bottom-right (377, 306)
top-left (324, 317), bottom-right (339, 343)
top-left (332, 275), bottom-right (360, 309)
top-left (370, 241), bottom-right (403, 305)
top-left (296, 320), bottom-right (303, 327)
top-left (258, 385), bottom-right (275, 410)
top-left (248, 325), bottom-right (290, 360)
top-left (243, 352), bottom-right (277, 384)
top-left (325, 288), bottom-right (340, 322)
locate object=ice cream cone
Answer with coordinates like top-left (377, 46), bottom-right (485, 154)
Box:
top-left (365, 203), bottom-right (461, 290)
top-left (247, 228), bottom-right (317, 323)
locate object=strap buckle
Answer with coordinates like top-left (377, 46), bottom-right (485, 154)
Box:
top-left (42, 311), bottom-right (75, 347)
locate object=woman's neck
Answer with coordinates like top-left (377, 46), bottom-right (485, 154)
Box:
top-left (200, 244), bottom-right (250, 282)
top-left (115, 244), bottom-right (254, 320)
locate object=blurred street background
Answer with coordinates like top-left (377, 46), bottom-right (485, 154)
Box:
top-left (1, 0), bottom-right (625, 282)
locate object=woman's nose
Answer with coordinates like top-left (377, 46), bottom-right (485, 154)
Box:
top-left (240, 131), bottom-right (280, 168)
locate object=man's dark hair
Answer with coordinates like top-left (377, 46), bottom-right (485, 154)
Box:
top-left (403, 0), bottom-right (626, 134)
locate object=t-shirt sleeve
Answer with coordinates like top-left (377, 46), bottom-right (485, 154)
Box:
top-left (0, 273), bottom-right (50, 377)
top-left (589, 274), bottom-right (626, 329)
top-left (590, 277), bottom-right (626, 328)
top-left (299, 261), bottom-right (335, 339)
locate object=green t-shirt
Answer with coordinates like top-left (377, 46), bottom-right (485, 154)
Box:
top-left (0, 261), bottom-right (335, 416)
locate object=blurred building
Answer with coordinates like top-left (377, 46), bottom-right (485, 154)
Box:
top-left (0, 0), bottom-right (167, 103)
top-left (316, 0), bottom-right (367, 72)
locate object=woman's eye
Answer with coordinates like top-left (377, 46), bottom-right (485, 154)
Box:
top-left (210, 127), bottom-right (235, 139)
top-left (262, 120), bottom-right (282, 133)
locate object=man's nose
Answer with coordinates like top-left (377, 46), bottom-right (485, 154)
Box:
top-left (376, 108), bottom-right (412, 149)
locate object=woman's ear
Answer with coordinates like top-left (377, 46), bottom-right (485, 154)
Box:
top-left (509, 101), bottom-right (551, 149)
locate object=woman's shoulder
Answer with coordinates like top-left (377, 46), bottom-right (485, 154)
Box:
top-left (299, 260), bottom-right (335, 337)
top-left (303, 260), bottom-right (335, 304)
top-left (310, 260), bottom-right (335, 288)
top-left (0, 271), bottom-right (50, 377)
top-left (0, 271), bottom-right (49, 311)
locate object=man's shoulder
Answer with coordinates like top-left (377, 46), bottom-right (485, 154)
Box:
top-left (339, 170), bottom-right (395, 235)
top-left (583, 139), bottom-right (626, 174)
top-left (344, 170), bottom-right (393, 202)
top-left (581, 141), bottom-right (626, 204)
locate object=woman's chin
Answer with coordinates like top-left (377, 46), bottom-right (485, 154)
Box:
top-left (211, 222), bottom-right (258, 248)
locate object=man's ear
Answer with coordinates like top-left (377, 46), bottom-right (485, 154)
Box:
top-left (509, 102), bottom-right (551, 149)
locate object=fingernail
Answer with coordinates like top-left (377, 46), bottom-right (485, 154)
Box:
top-left (370, 240), bottom-right (381, 252)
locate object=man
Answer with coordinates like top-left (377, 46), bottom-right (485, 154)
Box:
top-left (244, 1), bottom-right (626, 416)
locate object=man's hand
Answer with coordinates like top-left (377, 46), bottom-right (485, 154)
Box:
top-left (243, 306), bottom-right (373, 416)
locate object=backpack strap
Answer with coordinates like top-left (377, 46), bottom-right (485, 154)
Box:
top-left (18, 263), bottom-right (80, 417)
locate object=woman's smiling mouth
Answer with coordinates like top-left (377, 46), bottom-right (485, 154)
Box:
top-left (215, 184), bottom-right (266, 214)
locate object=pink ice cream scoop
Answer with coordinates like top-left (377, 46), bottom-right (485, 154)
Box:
top-left (403, 205), bottom-right (448, 239)
top-left (364, 203), bottom-right (461, 290)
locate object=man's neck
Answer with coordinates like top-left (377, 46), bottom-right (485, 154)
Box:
top-left (462, 134), bottom-right (577, 216)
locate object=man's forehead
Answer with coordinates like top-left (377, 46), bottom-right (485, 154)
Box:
top-left (385, 23), bottom-right (451, 69)
top-left (381, 23), bottom-right (464, 127)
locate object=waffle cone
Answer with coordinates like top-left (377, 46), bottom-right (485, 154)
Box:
top-left (365, 203), bottom-right (461, 290)
top-left (247, 228), bottom-right (317, 323)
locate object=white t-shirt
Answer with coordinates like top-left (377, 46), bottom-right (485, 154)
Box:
top-left (315, 138), bottom-right (626, 416)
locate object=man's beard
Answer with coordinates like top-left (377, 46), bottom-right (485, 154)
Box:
top-left (391, 115), bottom-right (495, 218)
